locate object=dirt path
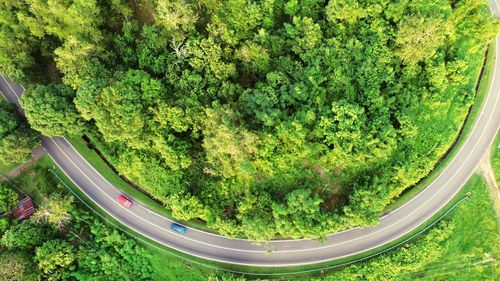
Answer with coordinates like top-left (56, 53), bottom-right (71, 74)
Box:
top-left (4, 146), bottom-right (46, 179)
top-left (477, 147), bottom-right (500, 229)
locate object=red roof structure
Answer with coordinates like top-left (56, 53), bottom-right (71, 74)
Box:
top-left (12, 197), bottom-right (35, 220)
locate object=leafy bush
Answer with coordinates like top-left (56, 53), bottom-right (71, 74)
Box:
top-left (1, 220), bottom-right (54, 250)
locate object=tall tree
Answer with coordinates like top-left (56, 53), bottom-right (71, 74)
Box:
top-left (0, 1), bottom-right (49, 83)
top-left (0, 101), bottom-right (39, 165)
top-left (75, 70), bottom-right (165, 148)
top-left (35, 240), bottom-right (75, 277)
top-left (21, 84), bottom-right (86, 136)
top-left (1, 220), bottom-right (54, 250)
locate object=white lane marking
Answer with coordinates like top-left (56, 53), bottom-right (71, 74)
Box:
top-left (491, 0), bottom-right (500, 14)
top-left (48, 137), bottom-right (267, 253)
top-left (0, 75), bottom-right (20, 99)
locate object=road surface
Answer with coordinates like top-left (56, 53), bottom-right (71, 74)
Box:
top-left (0, 3), bottom-right (499, 267)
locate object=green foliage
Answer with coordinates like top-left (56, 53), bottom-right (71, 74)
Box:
top-left (0, 182), bottom-right (18, 212)
top-left (75, 70), bottom-right (163, 148)
top-left (3, 0), bottom-right (499, 240)
top-left (235, 41), bottom-right (270, 76)
top-left (21, 84), bottom-right (86, 136)
top-left (310, 176), bottom-right (499, 281)
top-left (17, 0), bottom-right (103, 41)
top-left (208, 272), bottom-right (248, 281)
top-left (188, 37), bottom-right (237, 82)
top-left (14, 158), bottom-right (61, 202)
top-left (0, 217), bottom-right (10, 234)
top-left (0, 159), bottom-right (156, 281)
top-left (35, 239), bottom-right (75, 277)
top-left (202, 107), bottom-right (258, 180)
top-left (167, 193), bottom-right (206, 221)
top-left (0, 251), bottom-right (40, 281)
top-left (395, 15), bottom-right (453, 65)
top-left (273, 189), bottom-right (326, 238)
top-left (68, 211), bottom-right (153, 280)
top-left (17, 0), bottom-right (109, 88)
top-left (31, 193), bottom-right (74, 230)
top-left (155, 0), bottom-right (198, 38)
top-left (0, 101), bottom-right (39, 165)
top-left (325, 0), bottom-right (367, 23)
top-left (0, 1), bottom-right (43, 83)
top-left (0, 220), bottom-right (54, 250)
top-left (204, 0), bottom-right (263, 45)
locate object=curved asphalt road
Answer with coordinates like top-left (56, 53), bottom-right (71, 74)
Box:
top-left (1, 3), bottom-right (499, 267)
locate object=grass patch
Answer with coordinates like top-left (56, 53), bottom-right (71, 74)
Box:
top-left (493, 132), bottom-right (500, 185)
top-left (384, 42), bottom-right (496, 213)
top-left (0, 162), bottom-right (18, 174)
top-left (12, 155), bottom-right (58, 202)
top-left (401, 176), bottom-right (500, 281)
top-left (147, 247), bottom-right (208, 281)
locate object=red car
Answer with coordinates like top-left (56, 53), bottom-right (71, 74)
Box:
top-left (117, 195), bottom-right (133, 208)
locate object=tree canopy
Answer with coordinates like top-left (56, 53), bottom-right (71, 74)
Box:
top-left (20, 84), bottom-right (86, 136)
top-left (0, 182), bottom-right (18, 212)
top-left (35, 239), bottom-right (75, 276)
top-left (0, 101), bottom-right (39, 165)
top-left (1, 0), bottom-right (498, 239)
top-left (1, 220), bottom-right (54, 250)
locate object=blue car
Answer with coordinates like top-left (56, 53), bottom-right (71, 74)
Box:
top-left (170, 223), bottom-right (187, 234)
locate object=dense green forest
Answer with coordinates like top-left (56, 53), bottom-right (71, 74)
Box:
top-left (0, 0), bottom-right (498, 239)
top-left (0, 101), bottom-right (39, 165)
